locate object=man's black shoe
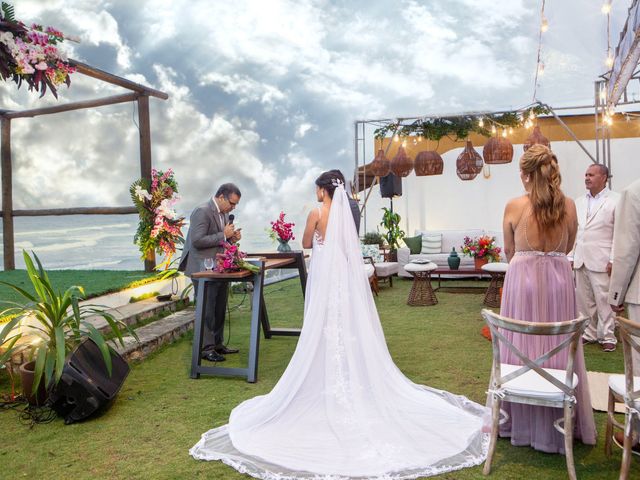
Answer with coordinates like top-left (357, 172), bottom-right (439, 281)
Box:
top-left (202, 351), bottom-right (225, 362)
top-left (215, 346), bottom-right (239, 354)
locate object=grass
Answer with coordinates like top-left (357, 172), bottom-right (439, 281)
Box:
top-left (0, 270), bottom-right (158, 312)
top-left (0, 277), bottom-right (629, 479)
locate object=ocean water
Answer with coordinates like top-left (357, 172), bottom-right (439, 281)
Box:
top-left (0, 215), bottom-right (276, 271)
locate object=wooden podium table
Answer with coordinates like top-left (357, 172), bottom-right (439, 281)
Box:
top-left (189, 251), bottom-right (307, 382)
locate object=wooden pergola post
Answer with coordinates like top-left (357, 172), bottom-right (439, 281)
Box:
top-left (138, 94), bottom-right (155, 272)
top-left (1, 118), bottom-right (13, 270)
top-left (0, 60), bottom-right (168, 271)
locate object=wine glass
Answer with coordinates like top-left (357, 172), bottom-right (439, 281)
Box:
top-left (203, 258), bottom-right (214, 271)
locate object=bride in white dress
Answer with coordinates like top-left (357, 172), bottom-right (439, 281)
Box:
top-left (190, 170), bottom-right (489, 479)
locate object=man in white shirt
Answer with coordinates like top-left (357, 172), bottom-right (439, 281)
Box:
top-left (571, 164), bottom-right (620, 351)
top-left (609, 177), bottom-right (640, 453)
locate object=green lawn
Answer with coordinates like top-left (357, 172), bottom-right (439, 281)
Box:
top-left (0, 277), bottom-right (629, 479)
top-left (0, 270), bottom-right (157, 310)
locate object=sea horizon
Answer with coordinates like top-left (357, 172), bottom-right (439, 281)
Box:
top-left (0, 214), bottom-right (283, 271)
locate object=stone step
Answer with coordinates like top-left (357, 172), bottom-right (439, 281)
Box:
top-left (112, 307), bottom-right (195, 362)
top-left (85, 297), bottom-right (189, 334)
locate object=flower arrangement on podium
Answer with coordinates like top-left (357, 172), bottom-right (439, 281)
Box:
top-left (216, 242), bottom-right (260, 274)
top-left (461, 235), bottom-right (501, 268)
top-left (269, 211), bottom-right (295, 252)
top-left (0, 2), bottom-right (77, 98)
top-left (130, 168), bottom-right (185, 269)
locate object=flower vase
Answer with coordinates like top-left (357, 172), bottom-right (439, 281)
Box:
top-left (277, 239), bottom-right (292, 253)
top-left (447, 247), bottom-right (460, 270)
top-left (474, 257), bottom-right (489, 269)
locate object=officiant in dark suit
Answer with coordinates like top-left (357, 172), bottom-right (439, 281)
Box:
top-left (179, 183), bottom-right (242, 363)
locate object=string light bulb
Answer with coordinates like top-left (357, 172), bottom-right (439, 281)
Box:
top-left (478, 118), bottom-right (484, 127)
top-left (509, 127), bottom-right (514, 135)
top-left (502, 129), bottom-right (507, 138)
top-left (491, 125), bottom-right (497, 135)
top-left (529, 111), bottom-right (536, 120)
top-left (602, 1), bottom-right (611, 14)
top-left (541, 16), bottom-right (549, 32)
top-left (606, 54), bottom-right (614, 68)
top-left (418, 135), bottom-right (423, 142)
top-left (538, 63), bottom-right (545, 76)
top-left (394, 133), bottom-right (400, 142)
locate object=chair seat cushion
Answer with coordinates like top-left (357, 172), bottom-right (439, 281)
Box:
top-left (481, 262), bottom-right (509, 273)
top-left (404, 262), bottom-right (437, 273)
top-left (375, 262), bottom-right (399, 276)
top-left (608, 374), bottom-right (640, 404)
top-left (363, 264), bottom-right (375, 278)
top-left (501, 364), bottom-right (578, 401)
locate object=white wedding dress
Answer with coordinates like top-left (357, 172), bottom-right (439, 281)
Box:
top-left (190, 186), bottom-right (489, 479)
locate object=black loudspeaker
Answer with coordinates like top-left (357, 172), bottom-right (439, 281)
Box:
top-left (380, 173), bottom-right (402, 198)
top-left (49, 338), bottom-right (130, 424)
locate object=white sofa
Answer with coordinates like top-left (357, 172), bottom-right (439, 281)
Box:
top-left (398, 229), bottom-right (503, 278)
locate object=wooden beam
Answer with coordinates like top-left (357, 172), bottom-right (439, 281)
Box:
top-left (4, 207), bottom-right (137, 217)
top-left (2, 93), bottom-right (138, 119)
top-left (138, 94), bottom-right (155, 272)
top-left (69, 59), bottom-right (169, 100)
top-left (1, 118), bottom-right (13, 270)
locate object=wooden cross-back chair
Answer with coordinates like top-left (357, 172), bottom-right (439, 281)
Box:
top-left (481, 309), bottom-right (589, 480)
top-left (604, 315), bottom-right (640, 480)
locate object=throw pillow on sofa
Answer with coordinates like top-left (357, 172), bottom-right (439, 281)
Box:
top-left (421, 233), bottom-right (442, 254)
top-left (403, 235), bottom-right (422, 254)
top-left (360, 244), bottom-right (383, 263)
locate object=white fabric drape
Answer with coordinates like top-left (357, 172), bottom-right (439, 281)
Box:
top-left (190, 186), bottom-right (489, 479)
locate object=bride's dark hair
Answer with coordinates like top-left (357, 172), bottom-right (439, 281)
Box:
top-left (315, 170), bottom-right (344, 199)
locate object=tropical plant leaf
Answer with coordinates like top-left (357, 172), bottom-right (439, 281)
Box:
top-left (1, 2), bottom-right (15, 22)
top-left (84, 324), bottom-right (113, 376)
top-left (0, 280), bottom-right (37, 303)
top-left (32, 346), bottom-right (47, 393)
top-left (54, 326), bottom-right (65, 383)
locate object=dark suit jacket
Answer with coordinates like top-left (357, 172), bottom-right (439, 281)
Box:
top-left (348, 197), bottom-right (361, 235)
top-left (179, 199), bottom-right (228, 276)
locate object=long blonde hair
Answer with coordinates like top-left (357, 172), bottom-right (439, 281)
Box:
top-left (520, 144), bottom-right (566, 232)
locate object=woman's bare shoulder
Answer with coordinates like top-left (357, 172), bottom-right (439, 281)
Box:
top-left (505, 194), bottom-right (529, 211)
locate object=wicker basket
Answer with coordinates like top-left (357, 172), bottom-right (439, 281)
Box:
top-left (456, 140), bottom-right (483, 181)
top-left (483, 137), bottom-right (513, 164)
top-left (390, 145), bottom-right (414, 177)
top-left (523, 126), bottom-right (550, 151)
top-left (414, 150), bottom-right (444, 176)
top-left (369, 149), bottom-right (391, 177)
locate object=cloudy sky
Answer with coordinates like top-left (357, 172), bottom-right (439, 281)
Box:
top-left (2, 0), bottom-right (631, 245)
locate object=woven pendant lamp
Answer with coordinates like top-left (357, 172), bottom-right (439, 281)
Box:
top-left (414, 151), bottom-right (444, 176)
top-left (390, 145), bottom-right (413, 177)
top-left (456, 140), bottom-right (483, 181)
top-left (483, 136), bottom-right (514, 164)
top-left (523, 126), bottom-right (550, 151)
top-left (369, 149), bottom-right (391, 177)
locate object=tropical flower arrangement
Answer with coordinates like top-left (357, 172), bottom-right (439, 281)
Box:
top-left (216, 241), bottom-right (260, 274)
top-left (0, 2), bottom-right (77, 98)
top-left (269, 211), bottom-right (295, 243)
top-left (461, 235), bottom-right (501, 262)
top-left (130, 168), bottom-right (185, 269)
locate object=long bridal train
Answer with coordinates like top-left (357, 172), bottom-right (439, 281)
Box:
top-left (190, 185), bottom-right (489, 479)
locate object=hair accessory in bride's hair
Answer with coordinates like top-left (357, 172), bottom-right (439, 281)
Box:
top-left (331, 178), bottom-right (344, 188)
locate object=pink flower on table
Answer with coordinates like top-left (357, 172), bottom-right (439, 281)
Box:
top-left (34, 61), bottom-right (48, 71)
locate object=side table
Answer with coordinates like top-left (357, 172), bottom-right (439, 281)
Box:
top-left (404, 262), bottom-right (438, 306)
top-left (481, 262), bottom-right (509, 308)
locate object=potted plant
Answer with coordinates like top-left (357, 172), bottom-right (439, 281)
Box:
top-left (0, 251), bottom-right (137, 403)
top-left (461, 235), bottom-right (502, 268)
top-left (362, 231), bottom-right (385, 247)
top-left (380, 207), bottom-right (405, 262)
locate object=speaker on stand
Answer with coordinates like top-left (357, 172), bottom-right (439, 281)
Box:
top-left (49, 338), bottom-right (130, 424)
top-left (379, 173), bottom-right (402, 198)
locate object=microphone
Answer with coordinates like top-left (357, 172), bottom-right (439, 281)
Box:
top-left (228, 214), bottom-right (235, 224)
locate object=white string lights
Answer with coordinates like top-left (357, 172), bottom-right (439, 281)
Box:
top-left (532, 0), bottom-right (547, 101)
top-left (604, 1), bottom-right (614, 68)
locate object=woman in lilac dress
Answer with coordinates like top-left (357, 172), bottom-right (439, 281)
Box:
top-left (498, 144), bottom-right (596, 453)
